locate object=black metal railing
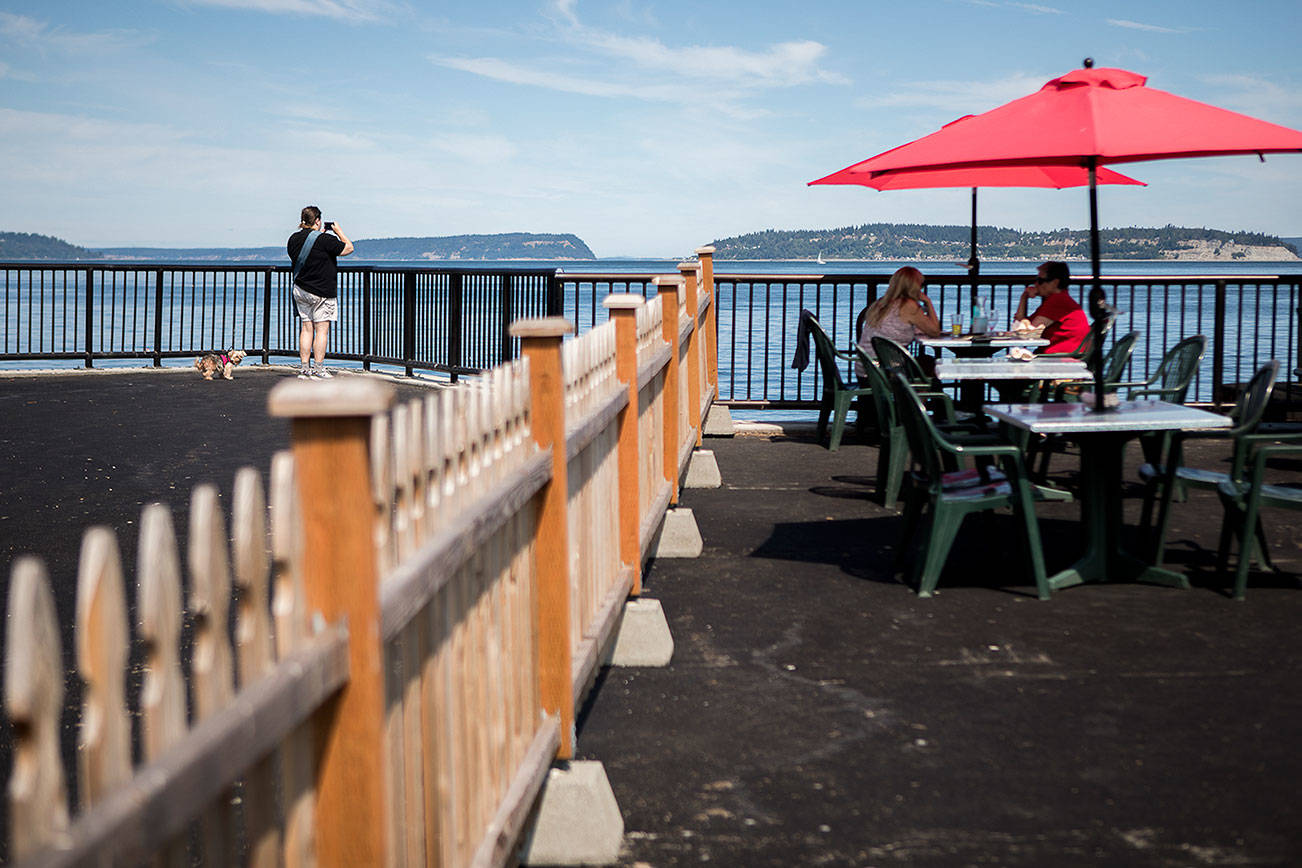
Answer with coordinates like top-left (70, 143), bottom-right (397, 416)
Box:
top-left (3, 263), bottom-right (1299, 411)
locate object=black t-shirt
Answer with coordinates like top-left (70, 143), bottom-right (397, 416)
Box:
top-left (287, 228), bottom-right (347, 299)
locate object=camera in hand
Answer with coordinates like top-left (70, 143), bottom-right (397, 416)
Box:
top-left (324, 221), bottom-right (334, 232)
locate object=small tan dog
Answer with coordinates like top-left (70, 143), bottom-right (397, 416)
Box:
top-left (194, 349), bottom-right (247, 380)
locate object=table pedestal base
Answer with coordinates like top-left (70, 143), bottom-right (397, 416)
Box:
top-left (1046, 431), bottom-right (1190, 592)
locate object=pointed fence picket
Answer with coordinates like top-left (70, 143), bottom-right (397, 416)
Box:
top-left (4, 263), bottom-right (720, 866)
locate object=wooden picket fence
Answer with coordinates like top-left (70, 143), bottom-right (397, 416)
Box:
top-left (3, 249), bottom-right (719, 867)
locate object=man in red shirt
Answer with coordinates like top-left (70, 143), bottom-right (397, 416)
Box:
top-left (1014, 261), bottom-right (1090, 354)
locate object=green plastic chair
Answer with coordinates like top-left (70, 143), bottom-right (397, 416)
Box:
top-left (891, 372), bottom-right (1060, 599)
top-left (1146, 360), bottom-right (1280, 567)
top-left (859, 350), bottom-right (909, 507)
top-left (870, 336), bottom-right (957, 425)
top-left (1216, 430), bottom-right (1302, 599)
top-left (808, 315), bottom-right (873, 451)
top-left (1123, 335), bottom-right (1208, 522)
top-left (861, 348), bottom-right (1008, 507)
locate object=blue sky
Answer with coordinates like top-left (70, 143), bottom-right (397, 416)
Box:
top-left (2, 0), bottom-right (1301, 256)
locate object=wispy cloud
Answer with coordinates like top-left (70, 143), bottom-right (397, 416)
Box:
top-left (856, 72), bottom-right (1049, 113)
top-left (573, 31), bottom-right (846, 86)
top-left (1107, 18), bottom-right (1188, 34)
top-left (432, 1), bottom-right (844, 119)
top-left (0, 11), bottom-right (153, 52)
top-left (1197, 73), bottom-right (1302, 124)
top-left (1007, 2), bottom-right (1064, 13)
top-left (957, 0), bottom-right (1065, 13)
top-left (428, 133), bottom-right (519, 166)
top-left (178, 0), bottom-right (391, 22)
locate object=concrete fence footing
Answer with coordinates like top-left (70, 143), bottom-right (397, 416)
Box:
top-left (606, 598), bottom-right (674, 667)
top-left (519, 761), bottom-right (624, 866)
top-left (684, 449), bottom-right (722, 488)
top-left (651, 508), bottom-right (704, 559)
top-left (703, 403), bottom-right (735, 437)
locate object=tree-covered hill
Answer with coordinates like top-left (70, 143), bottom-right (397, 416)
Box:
top-left (0, 231), bottom-right (102, 260)
top-left (2, 231), bottom-right (596, 261)
top-left (711, 224), bottom-right (1300, 261)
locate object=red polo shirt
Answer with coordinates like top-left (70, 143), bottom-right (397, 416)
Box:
top-left (1035, 291), bottom-right (1090, 354)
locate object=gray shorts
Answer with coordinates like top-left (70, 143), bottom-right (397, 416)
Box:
top-left (293, 285), bottom-right (338, 322)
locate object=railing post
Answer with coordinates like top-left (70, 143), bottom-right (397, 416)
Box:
top-left (696, 246), bottom-right (718, 394)
top-left (362, 268), bottom-right (373, 371)
top-left (448, 270), bottom-right (463, 377)
top-left (154, 268), bottom-right (166, 368)
top-left (1213, 279), bottom-right (1227, 409)
top-left (404, 270), bottom-right (417, 377)
top-left (267, 378), bottom-right (396, 865)
top-left (84, 267), bottom-right (95, 369)
top-left (260, 268), bottom-right (272, 366)
top-left (501, 273), bottom-right (516, 365)
top-left (603, 295), bottom-right (645, 596)
top-left (679, 261), bottom-right (703, 447)
top-left (547, 272), bottom-right (565, 318)
top-left (655, 276), bottom-right (683, 505)
top-left (509, 316), bottom-right (578, 758)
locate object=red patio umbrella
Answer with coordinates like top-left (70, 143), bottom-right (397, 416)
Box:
top-left (809, 156), bottom-right (1145, 274)
top-left (827, 61), bottom-right (1302, 278)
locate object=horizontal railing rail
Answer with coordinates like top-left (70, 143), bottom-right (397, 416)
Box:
top-left (3, 261), bottom-right (1298, 411)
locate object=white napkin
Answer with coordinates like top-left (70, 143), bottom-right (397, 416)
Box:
top-left (1009, 346), bottom-right (1035, 361)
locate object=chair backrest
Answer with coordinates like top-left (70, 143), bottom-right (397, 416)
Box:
top-left (1151, 335), bottom-right (1207, 402)
top-left (859, 349), bottom-right (896, 431)
top-left (871, 336), bottom-right (928, 387)
top-left (807, 315), bottom-right (848, 392)
top-left (890, 371), bottom-right (947, 488)
top-left (1225, 360), bottom-right (1281, 480)
top-left (1102, 330), bottom-right (1141, 385)
top-left (1080, 311), bottom-right (1116, 366)
top-left (1228, 360), bottom-right (1280, 434)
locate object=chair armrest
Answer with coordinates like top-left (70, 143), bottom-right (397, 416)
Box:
top-left (1126, 386), bottom-right (1180, 401)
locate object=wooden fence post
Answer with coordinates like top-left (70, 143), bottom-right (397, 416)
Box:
top-left (509, 316), bottom-right (577, 759)
top-left (654, 277), bottom-right (683, 505)
top-left (696, 246), bottom-right (718, 394)
top-left (602, 295), bottom-right (644, 597)
top-left (678, 262), bottom-right (703, 447)
top-left (268, 378), bottom-right (396, 865)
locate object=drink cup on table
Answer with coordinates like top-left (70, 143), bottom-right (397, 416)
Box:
top-left (951, 319), bottom-right (962, 336)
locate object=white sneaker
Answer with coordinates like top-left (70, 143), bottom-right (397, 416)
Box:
top-left (312, 367), bottom-right (334, 379)
top-left (297, 366), bottom-right (312, 379)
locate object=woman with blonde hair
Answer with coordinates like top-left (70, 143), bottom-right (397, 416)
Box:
top-left (855, 266), bottom-right (940, 379)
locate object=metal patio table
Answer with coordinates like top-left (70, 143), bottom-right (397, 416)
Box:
top-left (983, 400), bottom-right (1231, 591)
top-left (925, 336), bottom-right (1053, 408)
top-left (934, 355), bottom-right (1088, 410)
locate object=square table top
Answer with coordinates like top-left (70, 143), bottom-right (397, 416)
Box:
top-left (983, 400), bottom-right (1233, 435)
top-left (935, 358), bottom-right (1091, 381)
top-left (921, 336), bottom-right (1050, 349)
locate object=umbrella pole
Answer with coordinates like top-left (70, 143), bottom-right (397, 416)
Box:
top-left (1088, 158), bottom-right (1101, 280)
top-left (1086, 157), bottom-right (1110, 322)
top-left (968, 187), bottom-right (980, 309)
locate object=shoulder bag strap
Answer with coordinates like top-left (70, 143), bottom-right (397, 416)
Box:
top-left (291, 230), bottom-right (321, 284)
